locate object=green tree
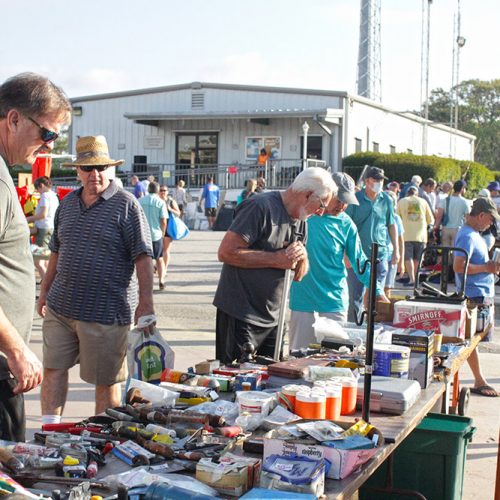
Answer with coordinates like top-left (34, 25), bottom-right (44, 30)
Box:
top-left (425, 79), bottom-right (500, 170)
top-left (52, 130), bottom-right (69, 155)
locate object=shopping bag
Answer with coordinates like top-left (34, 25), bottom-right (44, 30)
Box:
top-left (167, 214), bottom-right (190, 240)
top-left (127, 326), bottom-right (175, 384)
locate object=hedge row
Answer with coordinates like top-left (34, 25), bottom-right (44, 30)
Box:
top-left (342, 152), bottom-right (494, 194)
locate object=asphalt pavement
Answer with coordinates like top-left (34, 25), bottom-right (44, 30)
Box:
top-left (25, 230), bottom-right (499, 499)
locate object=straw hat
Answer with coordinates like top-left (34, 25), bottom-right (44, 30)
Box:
top-left (62, 135), bottom-right (124, 167)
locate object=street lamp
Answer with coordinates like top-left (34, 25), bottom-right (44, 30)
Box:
top-left (302, 121), bottom-right (310, 170)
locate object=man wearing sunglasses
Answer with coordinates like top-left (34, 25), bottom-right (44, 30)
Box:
top-left (214, 167), bottom-right (336, 364)
top-left (0, 72), bottom-right (71, 441)
top-left (37, 135), bottom-right (155, 423)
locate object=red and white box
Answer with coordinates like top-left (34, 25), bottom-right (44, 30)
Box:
top-left (393, 300), bottom-right (467, 340)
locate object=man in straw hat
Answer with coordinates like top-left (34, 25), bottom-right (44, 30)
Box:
top-left (453, 197), bottom-right (500, 397)
top-left (0, 72), bottom-right (71, 440)
top-left (38, 135), bottom-right (156, 421)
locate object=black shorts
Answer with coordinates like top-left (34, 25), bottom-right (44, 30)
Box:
top-left (0, 378), bottom-right (25, 442)
top-left (151, 239), bottom-right (164, 260)
top-left (215, 309), bottom-right (280, 364)
top-left (205, 207), bottom-right (217, 217)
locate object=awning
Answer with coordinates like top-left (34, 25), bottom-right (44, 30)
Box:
top-left (123, 108), bottom-right (344, 126)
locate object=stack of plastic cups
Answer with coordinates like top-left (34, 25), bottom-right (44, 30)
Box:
top-left (328, 377), bottom-right (357, 416)
top-left (324, 382), bottom-right (343, 420)
top-left (295, 387), bottom-right (326, 419)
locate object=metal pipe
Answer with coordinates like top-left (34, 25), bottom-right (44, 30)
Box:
top-left (362, 242), bottom-right (379, 423)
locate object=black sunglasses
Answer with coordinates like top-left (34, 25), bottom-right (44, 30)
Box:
top-left (78, 165), bottom-right (109, 173)
top-left (26, 116), bottom-right (59, 144)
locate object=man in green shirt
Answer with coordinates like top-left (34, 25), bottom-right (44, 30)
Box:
top-left (346, 166), bottom-right (399, 322)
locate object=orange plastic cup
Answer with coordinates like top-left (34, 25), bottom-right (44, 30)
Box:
top-left (325, 383), bottom-right (342, 420)
top-left (295, 391), bottom-right (326, 419)
top-left (339, 378), bottom-right (357, 416)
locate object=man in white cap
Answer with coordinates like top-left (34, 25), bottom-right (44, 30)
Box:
top-left (38, 135), bottom-right (156, 422)
top-left (288, 172), bottom-right (388, 350)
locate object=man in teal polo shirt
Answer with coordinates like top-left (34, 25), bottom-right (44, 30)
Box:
top-left (139, 181), bottom-right (168, 289)
top-left (288, 172), bottom-right (387, 350)
top-left (346, 166), bottom-right (399, 322)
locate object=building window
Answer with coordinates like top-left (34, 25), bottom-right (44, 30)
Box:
top-left (407, 148), bottom-right (413, 154)
top-left (372, 142), bottom-right (379, 152)
top-left (355, 138), bottom-right (362, 153)
top-left (300, 136), bottom-right (323, 160)
top-left (389, 145), bottom-right (396, 153)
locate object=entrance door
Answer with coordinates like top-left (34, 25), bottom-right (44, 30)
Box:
top-left (300, 135), bottom-right (323, 160)
top-left (176, 133), bottom-right (218, 187)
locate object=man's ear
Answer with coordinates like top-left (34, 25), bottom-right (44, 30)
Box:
top-left (7, 109), bottom-right (21, 132)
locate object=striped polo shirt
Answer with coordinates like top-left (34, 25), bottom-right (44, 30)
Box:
top-left (47, 180), bottom-right (153, 325)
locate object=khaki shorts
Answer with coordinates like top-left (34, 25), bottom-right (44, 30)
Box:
top-left (441, 227), bottom-right (458, 248)
top-left (42, 307), bottom-right (129, 385)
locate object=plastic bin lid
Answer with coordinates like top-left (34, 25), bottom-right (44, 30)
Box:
top-left (417, 412), bottom-right (473, 435)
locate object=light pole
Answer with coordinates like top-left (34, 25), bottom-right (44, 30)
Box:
top-left (302, 121), bottom-right (310, 171)
top-left (422, 0), bottom-right (432, 156)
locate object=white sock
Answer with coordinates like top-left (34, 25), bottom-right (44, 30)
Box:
top-left (41, 415), bottom-right (61, 425)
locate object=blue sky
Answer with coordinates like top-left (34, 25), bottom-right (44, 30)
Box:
top-left (2, 0), bottom-right (497, 111)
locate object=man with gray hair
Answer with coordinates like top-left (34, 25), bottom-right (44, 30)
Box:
top-left (0, 72), bottom-right (71, 440)
top-left (400, 174), bottom-right (423, 198)
top-left (214, 167), bottom-right (336, 363)
top-left (289, 173), bottom-right (388, 350)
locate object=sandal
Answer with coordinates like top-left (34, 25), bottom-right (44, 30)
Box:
top-left (470, 385), bottom-right (499, 397)
top-left (159, 282), bottom-right (165, 291)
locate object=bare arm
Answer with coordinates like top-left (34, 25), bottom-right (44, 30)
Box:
top-left (389, 223), bottom-right (399, 265)
top-left (134, 253), bottom-right (155, 333)
top-left (454, 255), bottom-right (500, 275)
top-left (434, 207), bottom-right (444, 229)
top-left (168, 199), bottom-right (181, 218)
top-left (37, 252), bottom-right (59, 317)
top-left (0, 306), bottom-right (42, 394)
top-left (218, 231), bottom-right (305, 270)
top-left (26, 206), bottom-right (47, 223)
top-left (160, 217), bottom-right (167, 235)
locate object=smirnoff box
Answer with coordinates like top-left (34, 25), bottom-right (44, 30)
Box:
top-left (393, 300), bottom-right (467, 340)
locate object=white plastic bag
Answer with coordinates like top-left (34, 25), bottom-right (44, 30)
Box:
top-left (127, 326), bottom-right (174, 383)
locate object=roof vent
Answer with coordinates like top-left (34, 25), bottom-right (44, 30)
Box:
top-left (191, 92), bottom-right (205, 110)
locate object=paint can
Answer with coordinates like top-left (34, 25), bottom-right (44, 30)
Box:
top-left (373, 344), bottom-right (410, 379)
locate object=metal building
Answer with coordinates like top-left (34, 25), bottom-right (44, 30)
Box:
top-left (69, 81), bottom-right (475, 186)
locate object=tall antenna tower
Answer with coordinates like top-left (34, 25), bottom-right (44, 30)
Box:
top-left (356, 0), bottom-right (382, 102)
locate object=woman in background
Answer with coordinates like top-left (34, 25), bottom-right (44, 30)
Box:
top-left (173, 179), bottom-right (188, 218)
top-left (26, 176), bottom-right (59, 281)
top-left (159, 185), bottom-right (182, 279)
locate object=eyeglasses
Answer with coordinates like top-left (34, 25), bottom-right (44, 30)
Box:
top-left (26, 116), bottom-right (59, 143)
top-left (78, 165), bottom-right (109, 173)
top-left (318, 198), bottom-right (327, 210)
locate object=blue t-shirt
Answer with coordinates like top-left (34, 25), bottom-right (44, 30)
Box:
top-left (202, 183), bottom-right (220, 208)
top-left (345, 189), bottom-right (395, 260)
top-left (134, 183), bottom-right (146, 198)
top-left (289, 212), bottom-right (381, 313)
top-left (454, 224), bottom-right (494, 298)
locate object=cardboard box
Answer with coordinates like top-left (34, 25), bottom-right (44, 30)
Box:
top-left (465, 306), bottom-right (477, 340)
top-left (393, 300), bottom-right (467, 340)
top-left (219, 452), bottom-right (261, 488)
top-left (195, 359), bottom-right (220, 375)
top-left (196, 458), bottom-right (249, 497)
top-left (391, 329), bottom-right (434, 388)
top-left (263, 426), bottom-right (382, 480)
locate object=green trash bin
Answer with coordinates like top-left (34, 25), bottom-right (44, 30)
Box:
top-left (359, 413), bottom-right (476, 500)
